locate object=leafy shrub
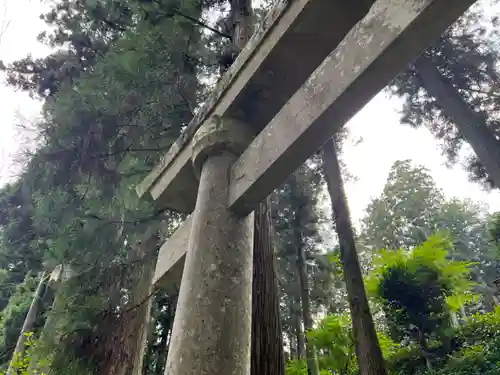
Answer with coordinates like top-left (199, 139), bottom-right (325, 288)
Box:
top-left (433, 337), bottom-right (500, 375)
top-left (454, 306), bottom-right (500, 347)
top-left (285, 359), bottom-right (309, 375)
top-left (388, 308), bottom-right (500, 375)
top-left (0, 332), bottom-right (49, 375)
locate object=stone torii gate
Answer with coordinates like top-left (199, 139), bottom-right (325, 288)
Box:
top-left (137, 0), bottom-right (475, 374)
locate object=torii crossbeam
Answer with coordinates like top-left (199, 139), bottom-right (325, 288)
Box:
top-left (137, 0), bottom-right (476, 374)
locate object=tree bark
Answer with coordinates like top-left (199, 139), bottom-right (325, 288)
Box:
top-left (251, 197), bottom-right (286, 375)
top-left (322, 138), bottom-right (388, 375)
top-left (148, 292), bottom-right (177, 375)
top-left (7, 271), bottom-right (47, 375)
top-left (129, 234), bottom-right (160, 375)
top-left (287, 327), bottom-right (296, 360)
top-left (103, 233), bottom-right (159, 375)
top-left (287, 300), bottom-right (303, 360)
top-left (293, 307), bottom-right (305, 360)
top-left (414, 55), bottom-right (500, 188)
top-left (230, 0), bottom-right (253, 51)
top-left (296, 241), bottom-right (320, 375)
top-left (290, 174), bottom-right (320, 375)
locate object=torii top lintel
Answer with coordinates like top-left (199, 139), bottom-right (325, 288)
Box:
top-left (136, 0), bottom-right (378, 209)
top-left (137, 0), bottom-right (476, 215)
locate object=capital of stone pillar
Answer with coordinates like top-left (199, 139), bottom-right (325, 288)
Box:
top-left (164, 116), bottom-right (255, 375)
top-left (191, 115), bottom-right (256, 179)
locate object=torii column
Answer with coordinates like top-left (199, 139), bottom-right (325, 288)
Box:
top-left (139, 0), bottom-right (477, 374)
top-left (164, 117), bottom-right (256, 375)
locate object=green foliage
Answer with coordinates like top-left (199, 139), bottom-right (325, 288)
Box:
top-left (454, 306), bottom-right (500, 347)
top-left (0, 0), bottom-right (201, 373)
top-left (308, 314), bottom-right (354, 375)
top-left (431, 308), bottom-right (500, 375)
top-left (366, 234), bottom-right (477, 345)
top-left (285, 314), bottom-right (398, 375)
top-left (286, 358), bottom-right (340, 375)
top-left (488, 212), bottom-right (500, 258)
top-left (389, 3), bottom-right (500, 186)
top-left (384, 289), bottom-right (500, 375)
top-left (272, 160), bottom-right (333, 358)
top-left (0, 332), bottom-right (49, 375)
top-left (285, 358), bottom-right (308, 375)
top-left (430, 337), bottom-right (500, 375)
top-left (362, 160), bottom-right (444, 251)
top-left (362, 160), bottom-right (498, 311)
top-left (0, 273), bottom-right (48, 367)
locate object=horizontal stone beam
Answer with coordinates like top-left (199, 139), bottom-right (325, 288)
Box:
top-left (137, 0), bottom-right (377, 212)
top-left (228, 0), bottom-right (475, 215)
top-left (152, 216), bottom-right (191, 290)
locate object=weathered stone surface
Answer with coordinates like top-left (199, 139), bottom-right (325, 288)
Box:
top-left (149, 150), bottom-right (197, 214)
top-left (151, 117), bottom-right (256, 291)
top-left (152, 216), bottom-right (191, 290)
top-left (138, 0), bottom-right (377, 212)
top-left (228, 0), bottom-right (475, 215)
top-left (192, 116), bottom-right (257, 178)
top-left (164, 119), bottom-right (255, 375)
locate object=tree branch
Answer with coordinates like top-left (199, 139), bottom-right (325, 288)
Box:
top-left (149, 0), bottom-right (231, 39)
top-left (172, 9), bottom-right (231, 39)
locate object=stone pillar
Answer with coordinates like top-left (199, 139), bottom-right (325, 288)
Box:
top-left (164, 116), bottom-right (255, 375)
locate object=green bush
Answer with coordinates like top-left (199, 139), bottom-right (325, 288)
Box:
top-left (454, 306), bottom-right (500, 346)
top-left (386, 340), bottom-right (452, 375)
top-left (0, 332), bottom-right (49, 375)
top-left (433, 337), bottom-right (500, 375)
top-left (286, 304), bottom-right (500, 375)
top-left (387, 308), bottom-right (500, 375)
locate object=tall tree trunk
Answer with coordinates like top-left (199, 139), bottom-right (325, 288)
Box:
top-left (290, 174), bottom-right (319, 375)
top-left (154, 336), bottom-right (168, 375)
top-left (7, 271), bottom-right (47, 375)
top-left (414, 55), bottom-right (500, 188)
top-left (129, 234), bottom-right (160, 375)
top-left (293, 305), bottom-right (305, 360)
top-left (29, 265), bottom-right (75, 374)
top-left (230, 0), bottom-right (253, 51)
top-left (252, 197), bottom-right (286, 375)
top-left (226, 1), bottom-right (285, 375)
top-left (296, 242), bottom-right (320, 375)
top-left (288, 301), bottom-right (303, 359)
top-left (150, 292), bottom-right (177, 375)
top-left (322, 138), bottom-right (388, 375)
top-left (103, 233), bottom-right (159, 375)
top-left (287, 328), bottom-right (295, 361)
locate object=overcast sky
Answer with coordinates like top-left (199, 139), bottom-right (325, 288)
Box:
top-left (1, 0), bottom-right (500, 227)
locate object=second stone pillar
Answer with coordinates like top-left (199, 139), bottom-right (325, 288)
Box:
top-left (164, 116), bottom-right (255, 375)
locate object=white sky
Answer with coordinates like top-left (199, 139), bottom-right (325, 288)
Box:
top-left (1, 0), bottom-right (500, 227)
